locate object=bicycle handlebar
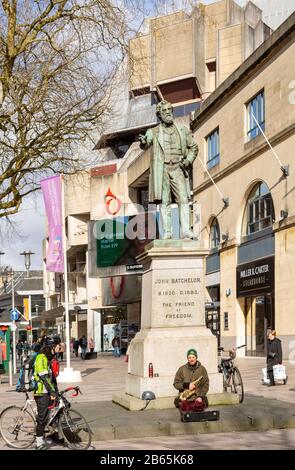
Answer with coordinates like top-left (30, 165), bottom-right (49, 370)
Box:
top-left (218, 344), bottom-right (246, 352)
top-left (47, 387), bottom-right (82, 410)
top-left (60, 386), bottom-right (82, 397)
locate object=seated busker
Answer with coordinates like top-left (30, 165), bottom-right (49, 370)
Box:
top-left (173, 348), bottom-right (209, 412)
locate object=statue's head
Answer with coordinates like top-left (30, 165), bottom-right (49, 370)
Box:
top-left (156, 100), bottom-right (173, 125)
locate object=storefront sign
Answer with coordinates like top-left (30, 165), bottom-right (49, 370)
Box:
top-left (126, 264), bottom-right (143, 272)
top-left (237, 257), bottom-right (274, 297)
top-left (88, 212), bottom-right (158, 277)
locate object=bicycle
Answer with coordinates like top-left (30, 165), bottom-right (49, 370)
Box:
top-left (218, 344), bottom-right (245, 403)
top-left (0, 386), bottom-right (92, 450)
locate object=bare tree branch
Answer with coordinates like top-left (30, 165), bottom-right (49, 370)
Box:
top-left (0, 0), bottom-right (146, 218)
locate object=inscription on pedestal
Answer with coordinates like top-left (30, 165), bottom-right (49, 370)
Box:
top-left (152, 274), bottom-right (203, 325)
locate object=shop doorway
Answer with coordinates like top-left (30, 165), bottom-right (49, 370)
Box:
top-left (101, 307), bottom-right (127, 353)
top-left (205, 286), bottom-right (220, 347)
top-left (245, 294), bottom-right (274, 356)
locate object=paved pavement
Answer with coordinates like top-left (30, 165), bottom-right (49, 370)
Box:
top-left (1, 353), bottom-right (295, 450)
top-left (1, 354), bottom-right (294, 406)
top-left (0, 429), bottom-right (295, 450)
top-left (91, 428), bottom-right (295, 450)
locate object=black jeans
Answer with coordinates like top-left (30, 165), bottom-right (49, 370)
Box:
top-left (267, 367), bottom-right (275, 384)
top-left (35, 394), bottom-right (50, 437)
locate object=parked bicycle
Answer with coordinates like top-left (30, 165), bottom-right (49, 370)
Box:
top-left (0, 386), bottom-right (91, 450)
top-left (218, 344), bottom-right (245, 403)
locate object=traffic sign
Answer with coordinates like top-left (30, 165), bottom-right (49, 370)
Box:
top-left (10, 323), bottom-right (17, 332)
top-left (10, 308), bottom-right (20, 321)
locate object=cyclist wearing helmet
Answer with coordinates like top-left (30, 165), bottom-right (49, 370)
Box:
top-left (33, 345), bottom-right (57, 450)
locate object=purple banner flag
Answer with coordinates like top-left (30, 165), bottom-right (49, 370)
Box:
top-left (41, 175), bottom-right (64, 273)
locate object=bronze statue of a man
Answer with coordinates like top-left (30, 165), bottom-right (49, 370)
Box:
top-left (139, 100), bottom-right (198, 239)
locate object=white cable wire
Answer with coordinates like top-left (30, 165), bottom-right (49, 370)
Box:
top-left (197, 156), bottom-right (227, 203)
top-left (251, 113), bottom-right (286, 170)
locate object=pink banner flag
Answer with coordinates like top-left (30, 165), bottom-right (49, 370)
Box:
top-left (41, 175), bottom-right (64, 273)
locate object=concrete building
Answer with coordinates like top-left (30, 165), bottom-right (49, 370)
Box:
top-left (0, 270), bottom-right (46, 341)
top-left (42, 0), bottom-right (283, 355)
top-left (128, 0), bottom-right (271, 102)
top-left (191, 11), bottom-right (295, 358)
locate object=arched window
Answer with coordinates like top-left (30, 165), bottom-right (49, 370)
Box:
top-left (245, 182), bottom-right (275, 235)
top-left (210, 218), bottom-right (220, 249)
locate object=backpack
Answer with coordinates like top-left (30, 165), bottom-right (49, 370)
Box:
top-left (16, 353), bottom-right (39, 392)
top-left (51, 357), bottom-right (60, 378)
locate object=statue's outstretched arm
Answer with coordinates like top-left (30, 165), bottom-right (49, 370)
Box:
top-left (139, 128), bottom-right (153, 150)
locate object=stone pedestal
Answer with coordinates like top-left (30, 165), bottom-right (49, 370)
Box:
top-left (125, 240), bottom-right (223, 400)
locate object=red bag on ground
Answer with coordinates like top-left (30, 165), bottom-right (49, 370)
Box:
top-left (180, 400), bottom-right (195, 412)
top-left (194, 398), bottom-right (205, 412)
top-left (180, 398), bottom-right (206, 412)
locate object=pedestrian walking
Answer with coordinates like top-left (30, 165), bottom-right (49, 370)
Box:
top-left (23, 340), bottom-right (30, 358)
top-left (73, 338), bottom-right (79, 357)
top-left (79, 335), bottom-right (87, 360)
top-left (112, 336), bottom-right (120, 357)
top-left (54, 343), bottom-right (61, 360)
top-left (88, 337), bottom-right (95, 353)
top-left (266, 330), bottom-right (282, 387)
top-left (59, 341), bottom-right (65, 361)
top-left (16, 340), bottom-right (23, 366)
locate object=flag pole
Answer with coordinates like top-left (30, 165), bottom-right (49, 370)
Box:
top-left (57, 174), bottom-right (82, 383)
top-left (61, 174), bottom-right (71, 370)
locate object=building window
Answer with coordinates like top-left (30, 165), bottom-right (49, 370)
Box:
top-left (206, 60), bottom-right (216, 93)
top-left (247, 91), bottom-right (265, 141)
top-left (173, 101), bottom-right (201, 118)
top-left (210, 217), bottom-right (220, 249)
top-left (246, 182), bottom-right (274, 235)
top-left (207, 129), bottom-right (220, 169)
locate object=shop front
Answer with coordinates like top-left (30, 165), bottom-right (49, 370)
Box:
top-left (101, 306), bottom-right (127, 353)
top-left (205, 286), bottom-right (220, 347)
top-left (100, 275), bottom-right (141, 354)
top-left (205, 251), bottom-right (221, 347)
top-left (237, 256), bottom-right (275, 357)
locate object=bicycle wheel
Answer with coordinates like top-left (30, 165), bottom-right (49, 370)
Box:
top-left (222, 370), bottom-right (229, 392)
top-left (232, 367), bottom-right (244, 403)
top-left (59, 408), bottom-right (91, 450)
top-left (0, 406), bottom-right (35, 449)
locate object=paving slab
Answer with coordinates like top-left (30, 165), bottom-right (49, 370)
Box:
top-left (69, 394), bottom-right (295, 441)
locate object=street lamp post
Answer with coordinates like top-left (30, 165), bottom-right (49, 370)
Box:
top-left (1, 266), bottom-right (17, 374)
top-left (20, 251), bottom-right (35, 346)
top-left (20, 251), bottom-right (35, 278)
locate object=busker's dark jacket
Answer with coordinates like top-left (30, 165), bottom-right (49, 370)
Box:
top-left (266, 338), bottom-right (282, 368)
top-left (173, 361), bottom-right (209, 404)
